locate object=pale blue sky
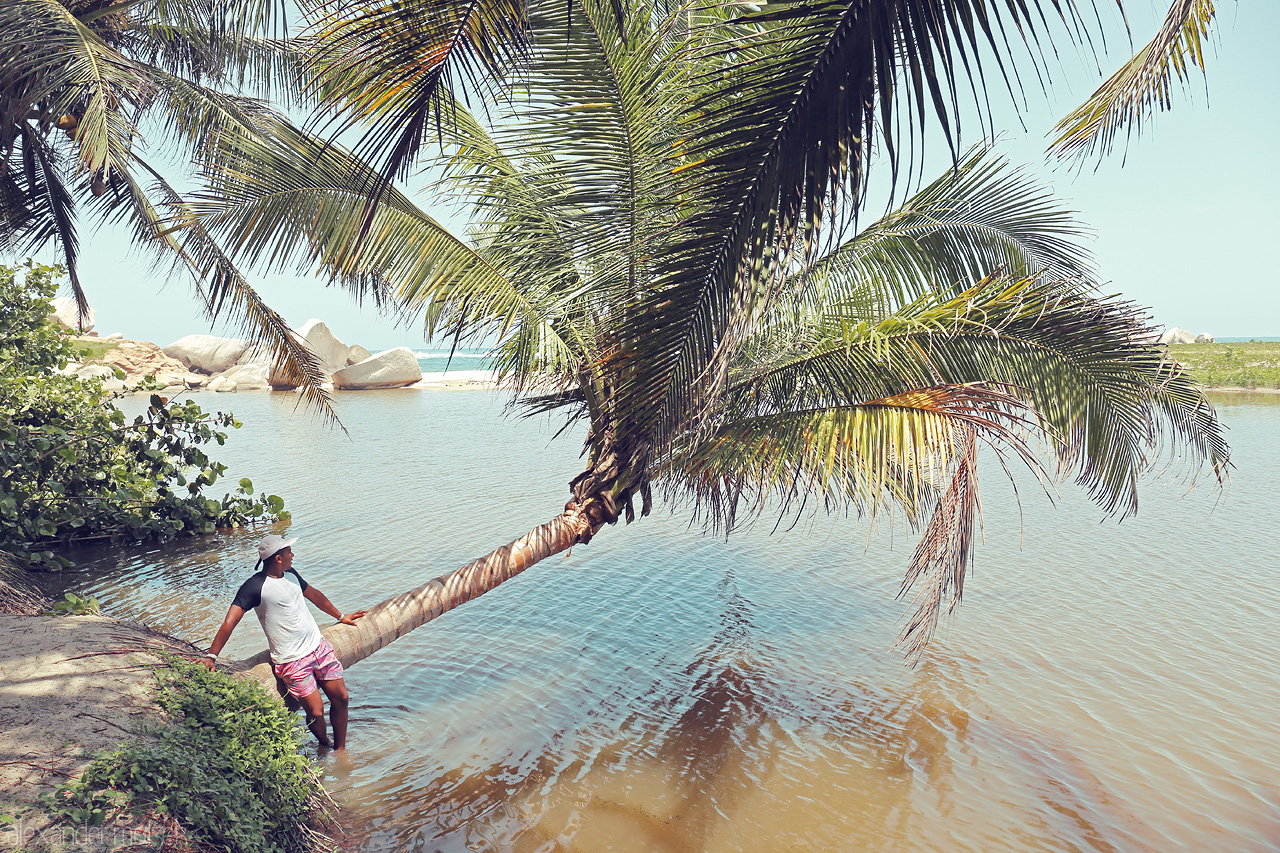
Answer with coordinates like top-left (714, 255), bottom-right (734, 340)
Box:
top-left (20, 1), bottom-right (1280, 348)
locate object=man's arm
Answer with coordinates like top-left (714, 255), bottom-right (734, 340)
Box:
top-left (303, 585), bottom-right (366, 626)
top-left (201, 605), bottom-right (247, 670)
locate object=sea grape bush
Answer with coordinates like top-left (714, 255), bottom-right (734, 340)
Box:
top-left (0, 261), bottom-right (287, 569)
top-left (43, 657), bottom-right (331, 851)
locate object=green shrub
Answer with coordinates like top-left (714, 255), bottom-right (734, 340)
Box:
top-left (44, 657), bottom-right (334, 853)
top-left (45, 591), bottom-right (102, 616)
top-left (0, 261), bottom-right (288, 569)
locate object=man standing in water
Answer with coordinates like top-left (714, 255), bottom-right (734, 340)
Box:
top-left (201, 534), bottom-right (366, 751)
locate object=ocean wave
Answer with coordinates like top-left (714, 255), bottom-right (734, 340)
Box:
top-left (414, 351), bottom-right (489, 359)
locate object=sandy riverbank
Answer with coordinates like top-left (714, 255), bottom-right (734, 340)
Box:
top-left (0, 615), bottom-right (201, 849)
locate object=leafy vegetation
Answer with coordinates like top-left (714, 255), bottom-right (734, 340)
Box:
top-left (1169, 342), bottom-right (1280, 390)
top-left (42, 657), bottom-right (336, 853)
top-left (0, 261), bottom-right (288, 570)
top-left (45, 591), bottom-right (101, 616)
top-left (72, 338), bottom-right (122, 362)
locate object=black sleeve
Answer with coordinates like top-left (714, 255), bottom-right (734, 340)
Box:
top-left (287, 569), bottom-right (309, 592)
top-left (231, 573), bottom-right (266, 611)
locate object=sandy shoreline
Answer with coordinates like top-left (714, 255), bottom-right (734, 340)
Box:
top-left (1204, 385), bottom-right (1280, 395)
top-left (125, 369), bottom-right (1278, 396)
top-left (0, 615), bottom-right (202, 848)
top-left (411, 370), bottom-right (504, 389)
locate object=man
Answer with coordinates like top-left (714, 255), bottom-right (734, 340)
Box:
top-left (202, 534), bottom-right (366, 751)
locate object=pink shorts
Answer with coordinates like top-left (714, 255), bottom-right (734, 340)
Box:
top-left (273, 638), bottom-right (344, 698)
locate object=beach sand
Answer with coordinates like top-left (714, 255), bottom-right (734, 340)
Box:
top-left (0, 616), bottom-right (198, 849)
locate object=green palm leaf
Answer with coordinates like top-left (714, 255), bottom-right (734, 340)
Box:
top-left (190, 116), bottom-right (577, 378)
top-left (1050, 0), bottom-right (1217, 161)
top-left (4, 0), bottom-right (146, 179)
top-left (1, 0), bottom-right (305, 339)
top-left (12, 127), bottom-right (84, 312)
top-left (618, 0), bottom-right (1104, 447)
top-left (303, 0), bottom-right (530, 189)
top-left (669, 273), bottom-right (1228, 656)
top-left (789, 146), bottom-right (1096, 324)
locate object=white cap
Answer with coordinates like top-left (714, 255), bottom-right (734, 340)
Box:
top-left (257, 534), bottom-right (298, 561)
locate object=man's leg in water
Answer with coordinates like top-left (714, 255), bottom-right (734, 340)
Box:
top-left (319, 678), bottom-right (350, 750)
top-left (296, 688), bottom-right (331, 748)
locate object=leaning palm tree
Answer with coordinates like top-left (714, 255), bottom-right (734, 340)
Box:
top-left (195, 0), bottom-right (1229, 682)
top-left (0, 0), bottom-right (337, 405)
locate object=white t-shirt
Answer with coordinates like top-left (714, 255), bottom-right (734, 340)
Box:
top-left (231, 569), bottom-right (323, 664)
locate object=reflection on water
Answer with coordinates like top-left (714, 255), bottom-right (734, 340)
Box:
top-left (38, 390), bottom-right (1280, 851)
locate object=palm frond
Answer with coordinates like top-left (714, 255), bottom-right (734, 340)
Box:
top-left (663, 382), bottom-right (1037, 532)
top-left (134, 73), bottom-right (282, 170)
top-left (755, 276), bottom-right (1227, 514)
top-left (3, 0), bottom-right (149, 181)
top-left (123, 25), bottom-right (302, 98)
top-left (789, 147), bottom-right (1095, 324)
top-left (303, 0), bottom-right (530, 190)
top-left (670, 273), bottom-right (1228, 657)
top-left (503, 0), bottom-right (682, 298)
top-left (189, 113), bottom-right (588, 393)
top-left (618, 0), bottom-right (1103, 457)
top-left (16, 126), bottom-right (86, 318)
top-left (422, 0), bottom-right (689, 389)
top-left (896, 422), bottom-right (979, 661)
top-left (1050, 0), bottom-right (1217, 162)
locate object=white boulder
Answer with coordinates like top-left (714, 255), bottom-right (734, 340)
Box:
top-left (347, 344), bottom-right (373, 365)
top-left (1160, 326), bottom-right (1197, 345)
top-left (240, 321), bottom-right (348, 389)
top-left (48, 297), bottom-right (95, 332)
top-left (219, 363), bottom-right (271, 390)
top-left (162, 335), bottom-right (249, 374)
top-left (75, 365), bottom-right (118, 381)
top-left (209, 376), bottom-right (237, 392)
top-left (236, 345), bottom-right (270, 367)
top-left (153, 372), bottom-right (193, 388)
top-left (1195, 333), bottom-right (1215, 344)
top-left (104, 332), bottom-right (123, 340)
top-left (226, 322), bottom-right (361, 388)
top-left (232, 346), bottom-right (298, 389)
top-left (332, 347), bottom-right (423, 390)
top-left (297, 320), bottom-right (350, 373)
top-left (100, 378), bottom-right (125, 394)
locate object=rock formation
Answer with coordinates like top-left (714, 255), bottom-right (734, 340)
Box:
top-left (1159, 327), bottom-right (1198, 345)
top-left (162, 335), bottom-right (249, 374)
top-left (97, 340), bottom-right (202, 386)
top-left (69, 318), bottom-right (401, 394)
top-left (219, 363), bottom-right (271, 390)
top-left (48, 297), bottom-right (95, 333)
top-left (332, 347), bottom-right (423, 389)
top-left (297, 320), bottom-right (352, 373)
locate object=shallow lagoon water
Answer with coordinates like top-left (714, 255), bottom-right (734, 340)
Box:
top-left (40, 390), bottom-right (1280, 851)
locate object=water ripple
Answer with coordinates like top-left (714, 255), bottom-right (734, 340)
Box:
top-left (43, 391), bottom-right (1280, 852)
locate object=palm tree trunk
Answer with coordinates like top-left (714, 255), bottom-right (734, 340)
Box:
top-left (229, 507), bottom-right (592, 688)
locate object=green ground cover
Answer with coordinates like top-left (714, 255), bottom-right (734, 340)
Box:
top-left (41, 656), bottom-right (339, 852)
top-left (72, 339), bottom-right (121, 362)
top-left (1169, 342), bottom-right (1280, 390)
